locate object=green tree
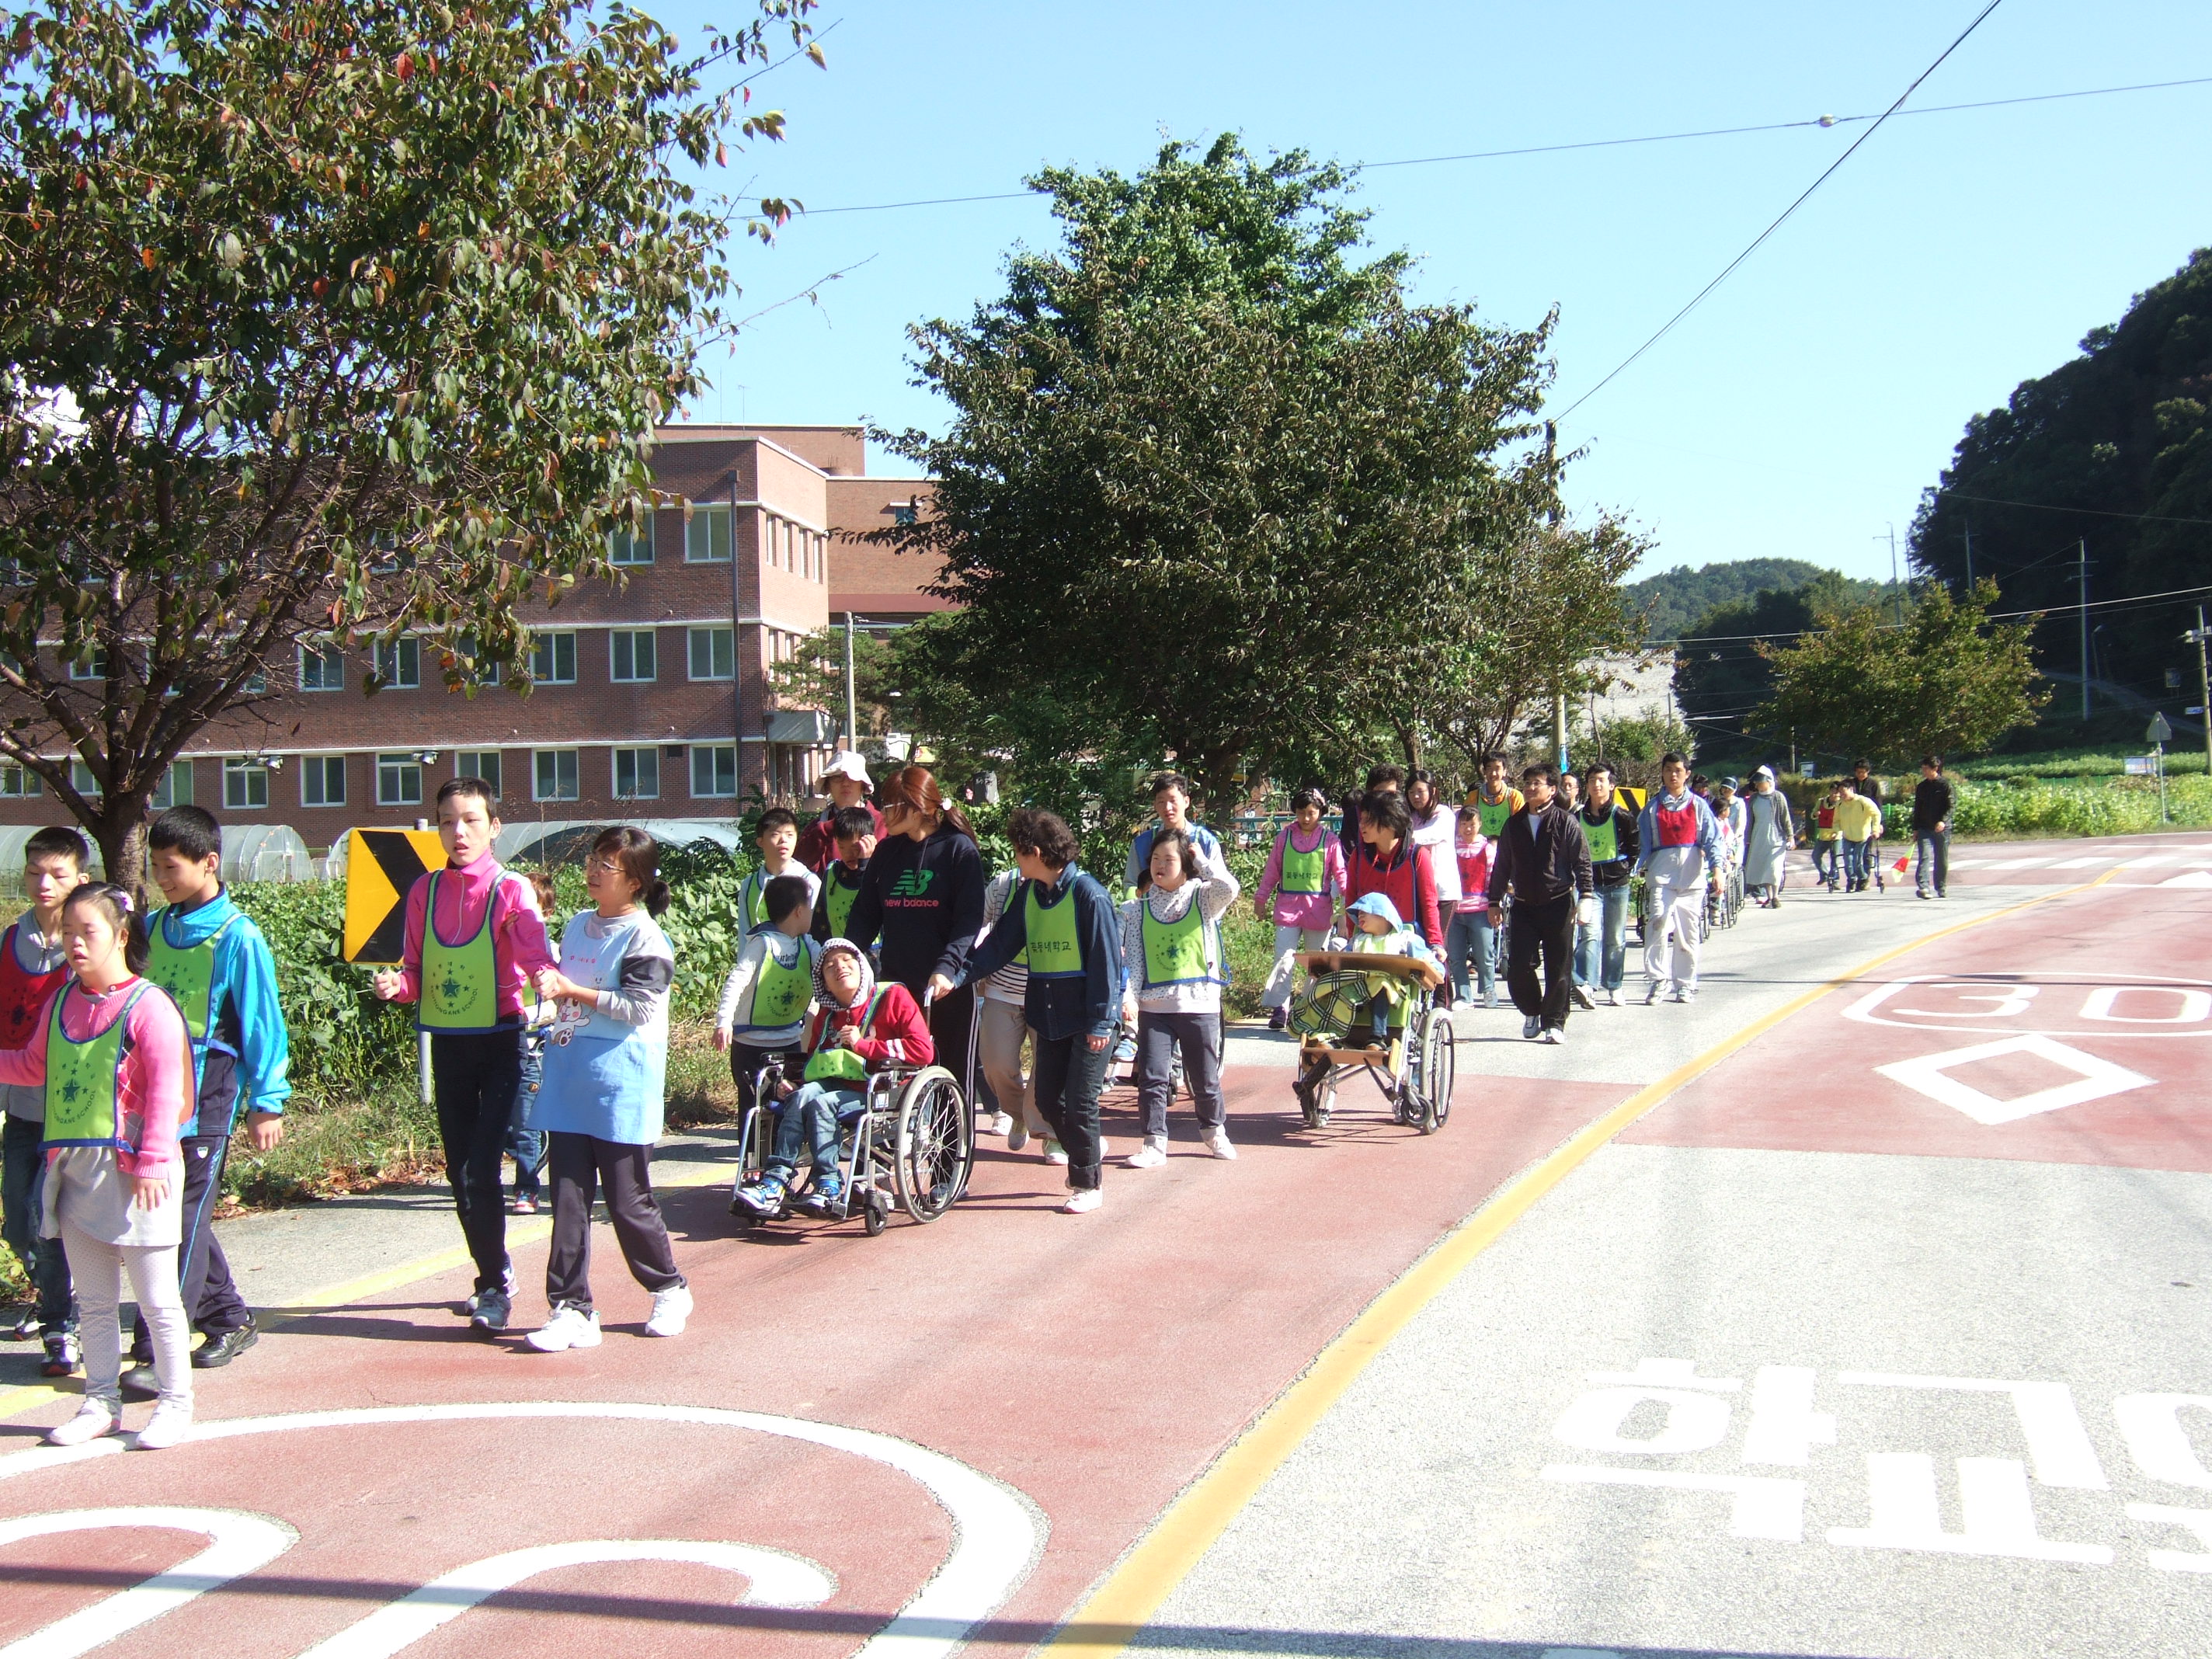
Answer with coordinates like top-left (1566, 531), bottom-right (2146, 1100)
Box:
top-left (1753, 580), bottom-right (2048, 764)
top-left (0, 0), bottom-right (819, 875)
top-left (881, 135), bottom-right (1563, 815)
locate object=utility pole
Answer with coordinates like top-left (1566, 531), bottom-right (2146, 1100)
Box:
top-left (1962, 522), bottom-right (1974, 587)
top-left (2190, 604), bottom-right (2211, 779)
top-left (1887, 524), bottom-right (1902, 625)
top-left (1545, 420), bottom-right (1567, 771)
top-left (2075, 540), bottom-right (2091, 721)
top-left (842, 611), bottom-right (858, 751)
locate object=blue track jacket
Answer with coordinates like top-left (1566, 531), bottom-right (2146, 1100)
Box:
top-left (959, 863), bottom-right (1122, 1042)
top-left (150, 889), bottom-right (292, 1136)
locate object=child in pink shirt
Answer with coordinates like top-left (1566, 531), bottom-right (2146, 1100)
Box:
top-left (1254, 788), bottom-right (1348, 1031)
top-left (1445, 809), bottom-right (1501, 1007)
top-left (0, 883), bottom-right (196, 1449)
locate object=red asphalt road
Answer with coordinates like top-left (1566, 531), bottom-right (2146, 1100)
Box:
top-left (0, 1062), bottom-right (1626, 1658)
top-left (1628, 876), bottom-right (2212, 1172)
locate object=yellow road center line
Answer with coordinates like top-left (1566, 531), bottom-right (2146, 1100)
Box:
top-left (1046, 871), bottom-right (2120, 1659)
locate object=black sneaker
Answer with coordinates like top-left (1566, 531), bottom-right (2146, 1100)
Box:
top-left (121, 1364), bottom-right (160, 1400)
top-left (40, 1332), bottom-right (79, 1378)
top-left (7, 1310), bottom-right (37, 1341)
top-left (1268, 1007), bottom-right (1288, 1032)
top-left (193, 1319), bottom-right (259, 1369)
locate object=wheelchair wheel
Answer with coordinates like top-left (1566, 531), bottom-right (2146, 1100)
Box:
top-left (1411, 1009), bottom-right (1454, 1134)
top-left (862, 1188), bottom-right (889, 1236)
top-left (893, 1066), bottom-right (970, 1223)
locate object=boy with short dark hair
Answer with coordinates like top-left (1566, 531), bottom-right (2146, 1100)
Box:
top-left (1125, 772), bottom-right (1224, 892)
top-left (739, 808), bottom-right (818, 934)
top-left (1, 825), bottom-right (87, 1374)
top-left (812, 805), bottom-right (879, 948)
top-left (123, 805), bottom-right (290, 1389)
top-left (715, 876), bottom-right (822, 1160)
top-left (371, 777), bottom-right (556, 1334)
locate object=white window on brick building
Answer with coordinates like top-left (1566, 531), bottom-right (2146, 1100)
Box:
top-left (684, 503), bottom-right (732, 563)
top-left (610, 628), bottom-right (657, 683)
top-left (687, 627), bottom-right (735, 681)
top-left (608, 523), bottom-right (653, 566)
top-left (455, 750), bottom-right (503, 798)
top-left (0, 763), bottom-right (40, 798)
top-left (299, 643), bottom-right (345, 692)
top-left (534, 748), bottom-right (579, 802)
top-left (71, 760), bottom-right (98, 798)
top-left (374, 637), bottom-right (419, 690)
top-left (530, 631), bottom-right (577, 685)
top-left (612, 746), bottom-right (660, 800)
top-left (68, 648), bottom-right (106, 680)
top-left (301, 755), bottom-right (346, 809)
top-left (224, 759), bottom-right (269, 810)
top-left (149, 761), bottom-right (193, 811)
top-left (376, 752), bottom-right (423, 807)
top-left (690, 745), bottom-right (737, 799)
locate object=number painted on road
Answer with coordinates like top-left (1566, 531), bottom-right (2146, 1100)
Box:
top-left (1849, 972), bottom-right (2212, 1039)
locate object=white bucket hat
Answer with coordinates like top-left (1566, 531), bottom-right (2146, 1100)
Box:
top-left (823, 751), bottom-right (872, 787)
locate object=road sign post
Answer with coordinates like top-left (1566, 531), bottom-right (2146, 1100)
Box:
top-left (2147, 714), bottom-right (2173, 823)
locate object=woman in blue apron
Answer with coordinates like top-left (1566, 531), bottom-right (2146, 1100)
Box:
top-left (522, 829), bottom-right (689, 1351)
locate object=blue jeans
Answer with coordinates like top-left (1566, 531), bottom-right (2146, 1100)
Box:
top-left (1813, 840), bottom-right (1838, 885)
top-left (1573, 885), bottom-right (1633, 991)
top-left (1, 1114), bottom-right (73, 1334)
top-left (1445, 907), bottom-right (1499, 1003)
top-left (1915, 830), bottom-right (1949, 896)
top-left (1842, 840), bottom-right (1870, 888)
top-left (767, 1080), bottom-right (865, 1183)
top-left (507, 1035), bottom-right (547, 1198)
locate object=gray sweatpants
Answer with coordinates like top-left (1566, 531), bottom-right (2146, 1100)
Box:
top-left (1135, 1010), bottom-right (1226, 1139)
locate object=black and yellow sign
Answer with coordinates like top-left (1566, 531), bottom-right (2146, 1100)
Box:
top-left (342, 828), bottom-right (447, 965)
top-left (1615, 784), bottom-right (1647, 814)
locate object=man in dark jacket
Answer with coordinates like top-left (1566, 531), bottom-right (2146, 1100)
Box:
top-left (1912, 755), bottom-right (1954, 900)
top-left (1487, 764), bottom-right (1594, 1044)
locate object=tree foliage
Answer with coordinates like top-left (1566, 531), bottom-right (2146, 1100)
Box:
top-left (0, 0), bottom-right (819, 873)
top-left (1625, 557), bottom-right (1840, 644)
top-left (880, 134), bottom-right (1635, 812)
top-left (1911, 246), bottom-right (2212, 700)
top-left (1753, 580), bottom-right (2048, 765)
top-left (1673, 571), bottom-right (1895, 751)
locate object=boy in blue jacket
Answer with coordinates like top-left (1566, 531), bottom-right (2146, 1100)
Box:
top-left (957, 807), bottom-right (1122, 1213)
top-left (124, 805), bottom-right (289, 1391)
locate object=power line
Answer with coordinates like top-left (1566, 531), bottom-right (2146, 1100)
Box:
top-left (793, 65), bottom-right (2206, 217)
top-left (1646, 579), bottom-right (2212, 649)
top-left (1550, 0), bottom-right (2009, 421)
top-left (1936, 491), bottom-right (2212, 527)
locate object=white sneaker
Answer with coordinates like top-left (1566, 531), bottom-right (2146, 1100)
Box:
top-left (47, 1402), bottom-right (118, 1447)
top-left (1203, 1128), bottom-right (1237, 1160)
top-left (1570, 985), bottom-right (1596, 1010)
top-left (526, 1305), bottom-right (603, 1352)
top-left (1641, 982), bottom-right (1664, 1006)
top-left (645, 1285), bottom-right (692, 1337)
top-left (1061, 1187), bottom-right (1103, 1214)
top-left (1043, 1139), bottom-right (1069, 1165)
top-left (1603, 988), bottom-right (1620, 1007)
top-left (1539, 1026), bottom-right (1565, 1046)
top-left (984, 1111), bottom-right (1013, 1137)
top-left (1125, 1139), bottom-right (1168, 1169)
top-left (1007, 1119), bottom-right (1031, 1153)
top-left (133, 1402), bottom-right (194, 1451)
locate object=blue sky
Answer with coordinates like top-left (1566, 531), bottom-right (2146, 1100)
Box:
top-left (670, 0), bottom-right (2212, 583)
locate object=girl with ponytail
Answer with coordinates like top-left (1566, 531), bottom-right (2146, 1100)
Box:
top-left (519, 827), bottom-right (690, 1349)
top-left (0, 882), bottom-right (197, 1449)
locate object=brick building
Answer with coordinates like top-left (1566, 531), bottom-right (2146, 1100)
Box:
top-left (0, 423), bottom-right (938, 854)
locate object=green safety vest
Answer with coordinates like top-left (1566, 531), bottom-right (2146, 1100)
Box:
top-left (804, 989), bottom-right (882, 1083)
top-left (419, 872), bottom-right (503, 1032)
top-left (742, 868), bottom-right (770, 933)
top-left (1582, 809), bottom-right (1619, 864)
top-left (738, 940), bottom-right (813, 1034)
top-left (44, 983), bottom-right (154, 1147)
top-left (1139, 897), bottom-right (1224, 990)
top-left (1022, 881), bottom-right (1085, 979)
top-left (1278, 833), bottom-right (1327, 895)
top-left (147, 911), bottom-right (239, 1069)
top-left (825, 869), bottom-right (863, 941)
top-left (1475, 795), bottom-right (1515, 840)
top-left (1350, 934), bottom-right (1411, 1031)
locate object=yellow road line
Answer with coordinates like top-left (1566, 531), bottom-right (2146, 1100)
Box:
top-left (1045, 871), bottom-right (2119, 1659)
top-left (0, 1139), bottom-right (738, 1423)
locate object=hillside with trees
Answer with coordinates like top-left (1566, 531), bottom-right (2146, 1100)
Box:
top-left (1911, 247), bottom-right (2212, 703)
top-left (1626, 558), bottom-right (1836, 642)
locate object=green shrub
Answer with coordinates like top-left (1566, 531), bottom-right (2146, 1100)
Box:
top-left (1877, 774), bottom-right (2212, 840)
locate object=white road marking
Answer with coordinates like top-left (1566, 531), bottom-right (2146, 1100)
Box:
top-left (1847, 972), bottom-right (2212, 1040)
top-left (0, 1507), bottom-right (297, 1659)
top-left (2115, 1393), bottom-right (2212, 1488)
top-left (0, 1403), bottom-right (1045, 1659)
top-left (297, 1539), bottom-right (834, 1659)
top-left (1742, 1367), bottom-right (1837, 1467)
top-left (2161, 871), bottom-right (2212, 889)
top-left (1875, 1035), bottom-right (2155, 1125)
top-left (1827, 1455), bottom-right (2111, 1563)
top-left (2083, 986), bottom-right (2212, 1024)
top-left (1541, 1466), bottom-right (1807, 1541)
top-left (1554, 1389), bottom-right (1732, 1456)
top-left (2049, 856), bottom-right (2119, 869)
top-left (1837, 1374), bottom-right (2108, 1487)
top-left (2126, 1503), bottom-right (2212, 1570)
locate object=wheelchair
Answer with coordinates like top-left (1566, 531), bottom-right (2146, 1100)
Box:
top-left (1289, 951), bottom-right (1455, 1136)
top-left (729, 1056), bottom-right (972, 1236)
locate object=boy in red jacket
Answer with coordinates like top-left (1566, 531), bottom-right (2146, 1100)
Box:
top-left (732, 940), bottom-right (933, 1217)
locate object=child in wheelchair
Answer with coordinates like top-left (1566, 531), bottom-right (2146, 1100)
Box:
top-left (1290, 894), bottom-right (1440, 1108)
top-left (731, 939), bottom-right (934, 1219)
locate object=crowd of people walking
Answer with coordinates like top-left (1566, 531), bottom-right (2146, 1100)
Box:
top-left (0, 745), bottom-right (1949, 1447)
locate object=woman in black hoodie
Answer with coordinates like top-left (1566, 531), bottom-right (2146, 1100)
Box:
top-left (844, 766), bottom-right (986, 1099)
